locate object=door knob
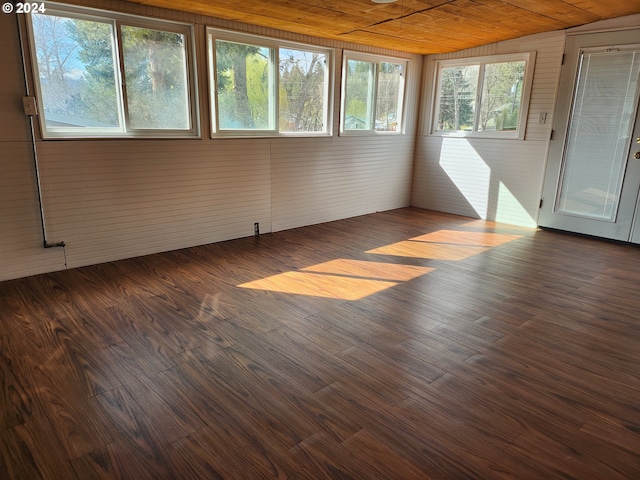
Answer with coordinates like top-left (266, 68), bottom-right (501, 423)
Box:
top-left (635, 152), bottom-right (640, 159)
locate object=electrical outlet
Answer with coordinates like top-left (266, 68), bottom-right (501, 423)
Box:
top-left (254, 222), bottom-right (260, 235)
top-left (537, 112), bottom-right (547, 124)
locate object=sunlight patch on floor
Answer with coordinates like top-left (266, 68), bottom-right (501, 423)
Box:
top-left (366, 241), bottom-right (489, 261)
top-left (301, 259), bottom-right (434, 281)
top-left (238, 271), bottom-right (398, 300)
top-left (238, 225), bottom-right (525, 300)
top-left (409, 230), bottom-right (522, 247)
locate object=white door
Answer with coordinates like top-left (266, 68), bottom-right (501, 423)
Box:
top-left (539, 30), bottom-right (640, 242)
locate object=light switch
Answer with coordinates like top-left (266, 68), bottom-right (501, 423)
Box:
top-left (22, 97), bottom-right (38, 116)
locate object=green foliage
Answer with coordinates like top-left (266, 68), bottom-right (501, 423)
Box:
top-left (478, 61), bottom-right (525, 131)
top-left (216, 40), bottom-right (263, 129)
top-left (344, 59), bottom-right (373, 129)
top-left (344, 59), bottom-right (402, 131)
top-left (64, 19), bottom-right (121, 126)
top-left (33, 13), bottom-right (191, 130)
top-left (121, 26), bottom-right (189, 129)
top-left (437, 61), bottom-right (525, 132)
top-left (376, 62), bottom-right (402, 131)
top-left (438, 66), bottom-right (476, 131)
top-left (279, 49), bottom-right (325, 132)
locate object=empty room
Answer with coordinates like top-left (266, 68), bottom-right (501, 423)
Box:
top-left (1, 0), bottom-right (640, 478)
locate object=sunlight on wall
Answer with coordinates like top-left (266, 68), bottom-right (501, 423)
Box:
top-left (439, 138), bottom-right (536, 227)
top-left (439, 138), bottom-right (490, 218)
top-left (496, 181), bottom-right (537, 227)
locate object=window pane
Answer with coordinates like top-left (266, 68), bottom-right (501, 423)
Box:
top-left (478, 61), bottom-right (525, 132)
top-left (375, 62), bottom-right (402, 131)
top-left (122, 26), bottom-right (190, 129)
top-left (31, 13), bottom-right (121, 130)
top-left (216, 40), bottom-right (273, 130)
top-left (279, 48), bottom-right (327, 133)
top-left (436, 65), bottom-right (478, 132)
top-left (344, 59), bottom-right (374, 130)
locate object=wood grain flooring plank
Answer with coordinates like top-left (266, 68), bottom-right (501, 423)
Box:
top-left (32, 318), bottom-right (121, 398)
top-left (429, 368), bottom-right (588, 436)
top-left (383, 396), bottom-right (561, 478)
top-left (16, 362), bottom-right (114, 460)
top-left (214, 320), bottom-right (335, 393)
top-left (182, 347), bottom-right (315, 448)
top-left (462, 351), bottom-right (640, 440)
top-left (340, 428), bottom-right (437, 480)
top-left (172, 424), bottom-right (294, 480)
top-left (1, 208), bottom-right (639, 478)
top-left (100, 344), bottom-right (206, 444)
top-left (0, 334), bottom-right (41, 431)
top-left (69, 448), bottom-right (118, 480)
top-left (93, 387), bottom-right (181, 479)
top-left (507, 427), bottom-right (638, 479)
top-left (289, 432), bottom-right (365, 480)
top-left (157, 359), bottom-right (315, 471)
top-left (99, 306), bottom-right (180, 374)
top-left (0, 417), bottom-right (78, 480)
top-left (337, 343), bottom-right (446, 397)
top-left (300, 306), bottom-right (412, 352)
top-left (192, 345), bottom-right (362, 443)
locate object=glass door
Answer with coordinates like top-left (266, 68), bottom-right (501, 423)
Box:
top-left (539, 30), bottom-right (640, 242)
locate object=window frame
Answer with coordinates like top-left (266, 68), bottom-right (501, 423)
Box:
top-left (27, 4), bottom-right (200, 139)
top-left (340, 51), bottom-right (408, 136)
top-left (207, 28), bottom-right (334, 138)
top-left (429, 52), bottom-right (536, 140)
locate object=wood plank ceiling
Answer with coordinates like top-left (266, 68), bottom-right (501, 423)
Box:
top-left (123, 0), bottom-right (640, 54)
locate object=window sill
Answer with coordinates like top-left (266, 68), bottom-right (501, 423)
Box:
top-left (429, 131), bottom-right (524, 141)
top-left (211, 132), bottom-right (333, 139)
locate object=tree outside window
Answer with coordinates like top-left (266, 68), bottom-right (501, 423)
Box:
top-left (29, 7), bottom-right (197, 137)
top-left (341, 52), bottom-right (407, 134)
top-left (433, 53), bottom-right (533, 139)
top-left (210, 30), bottom-right (331, 135)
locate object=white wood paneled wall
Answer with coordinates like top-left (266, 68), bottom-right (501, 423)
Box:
top-left (0, 1), bottom-right (421, 281)
top-left (0, 14), bottom-right (67, 280)
top-left (3, 0), bottom-right (636, 282)
top-left (412, 31), bottom-right (566, 228)
top-left (271, 135), bottom-right (415, 232)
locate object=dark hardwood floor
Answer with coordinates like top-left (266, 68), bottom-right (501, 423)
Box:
top-left (1, 207), bottom-right (639, 479)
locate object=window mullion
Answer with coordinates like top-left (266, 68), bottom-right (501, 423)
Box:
top-left (272, 46), bottom-right (278, 132)
top-left (209, 36), bottom-right (220, 133)
top-left (114, 21), bottom-right (129, 133)
top-left (371, 62), bottom-right (380, 131)
top-left (366, 62), bottom-right (376, 130)
top-left (474, 63), bottom-right (485, 132)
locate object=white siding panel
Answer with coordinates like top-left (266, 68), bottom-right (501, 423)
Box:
top-left (412, 137), bottom-right (547, 227)
top-left (413, 30), bottom-right (566, 227)
top-left (36, 140), bottom-right (272, 269)
top-left (0, 13), bottom-right (66, 282)
top-left (271, 136), bottom-right (414, 232)
top-left (1, 142), bottom-right (67, 281)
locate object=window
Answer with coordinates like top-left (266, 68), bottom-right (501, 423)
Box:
top-left (28, 7), bottom-right (198, 138)
top-left (341, 52), bottom-right (407, 134)
top-left (208, 29), bottom-right (332, 136)
top-left (431, 53), bottom-right (535, 139)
